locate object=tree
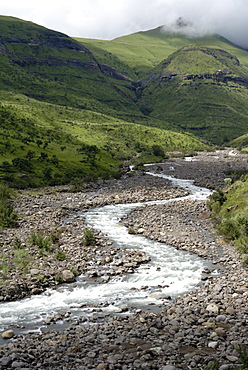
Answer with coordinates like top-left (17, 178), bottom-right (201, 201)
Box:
top-left (12, 157), bottom-right (32, 171)
top-left (152, 145), bottom-right (165, 157)
top-left (42, 166), bottom-right (53, 181)
top-left (25, 150), bottom-right (35, 161)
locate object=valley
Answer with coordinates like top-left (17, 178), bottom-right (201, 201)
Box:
top-left (0, 151), bottom-right (247, 369)
top-left (0, 15), bottom-right (248, 369)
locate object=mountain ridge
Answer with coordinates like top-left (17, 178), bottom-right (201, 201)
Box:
top-left (0, 15), bottom-right (248, 188)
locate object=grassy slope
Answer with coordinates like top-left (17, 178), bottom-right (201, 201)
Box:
top-left (230, 134), bottom-right (248, 152)
top-left (76, 27), bottom-right (248, 77)
top-left (137, 46), bottom-right (248, 144)
top-left (0, 16), bottom-right (143, 121)
top-left (208, 177), bottom-right (248, 263)
top-left (77, 28), bottom-right (248, 145)
top-left (0, 90), bottom-right (209, 188)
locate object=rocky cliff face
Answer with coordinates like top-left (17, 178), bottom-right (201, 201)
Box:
top-left (0, 34), bottom-right (101, 71)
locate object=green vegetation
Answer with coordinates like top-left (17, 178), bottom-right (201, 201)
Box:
top-left (236, 344), bottom-right (248, 369)
top-left (1, 16), bottom-right (248, 188)
top-left (0, 228), bottom-right (66, 281)
top-left (78, 29), bottom-right (248, 146)
top-left (82, 228), bottom-right (96, 246)
top-left (135, 46), bottom-right (248, 145)
top-left (56, 249), bottom-right (67, 261)
top-left (230, 133), bottom-right (248, 153)
top-left (0, 183), bottom-right (18, 228)
top-left (207, 175), bottom-right (248, 263)
top-left (77, 27), bottom-right (248, 78)
top-left (0, 91), bottom-right (209, 188)
top-left (28, 231), bottom-right (53, 255)
top-left (203, 362), bottom-right (219, 370)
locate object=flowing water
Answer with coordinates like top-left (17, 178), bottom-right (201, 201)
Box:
top-left (0, 169), bottom-right (217, 339)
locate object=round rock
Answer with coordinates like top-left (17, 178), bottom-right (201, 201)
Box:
top-left (1, 330), bottom-right (14, 339)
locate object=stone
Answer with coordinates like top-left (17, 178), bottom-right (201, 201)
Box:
top-left (0, 357), bottom-right (12, 366)
top-left (215, 327), bottom-right (226, 337)
top-left (95, 364), bottom-right (108, 370)
top-left (216, 315), bottom-right (226, 322)
top-left (30, 268), bottom-right (40, 275)
top-left (202, 322), bottom-right (215, 328)
top-left (162, 366), bottom-right (178, 370)
top-left (11, 361), bottom-right (27, 368)
top-left (167, 307), bottom-right (175, 315)
top-left (61, 269), bottom-right (76, 283)
top-left (226, 355), bottom-right (239, 362)
top-left (206, 304), bottom-right (219, 313)
top-left (1, 329), bottom-right (14, 339)
top-left (226, 307), bottom-right (235, 314)
top-left (208, 341), bottom-right (218, 349)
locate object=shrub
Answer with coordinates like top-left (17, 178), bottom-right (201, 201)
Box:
top-left (12, 237), bottom-right (24, 250)
top-left (128, 228), bottom-right (136, 234)
top-left (207, 189), bottom-right (227, 215)
top-left (0, 200), bottom-right (18, 228)
top-left (218, 219), bottom-right (240, 240)
top-left (12, 157), bottom-right (33, 171)
top-left (236, 344), bottom-right (248, 369)
top-left (50, 229), bottom-right (62, 243)
top-left (152, 144), bottom-right (165, 157)
top-left (82, 228), bottom-right (96, 246)
top-left (204, 362), bottom-right (219, 370)
top-left (28, 231), bottom-right (53, 255)
top-left (236, 238), bottom-right (248, 264)
top-left (0, 184), bottom-right (18, 228)
top-left (56, 250), bottom-right (66, 261)
top-left (224, 177), bottom-right (232, 186)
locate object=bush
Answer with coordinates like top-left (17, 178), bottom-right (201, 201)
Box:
top-left (56, 250), bottom-right (66, 261)
top-left (0, 200), bottom-right (18, 228)
top-left (12, 157), bottom-right (33, 171)
top-left (0, 184), bottom-right (18, 228)
top-left (236, 344), bottom-right (248, 369)
top-left (82, 228), bottom-right (96, 246)
top-left (208, 189), bottom-right (227, 209)
top-left (128, 228), bottom-right (136, 234)
top-left (28, 231), bottom-right (53, 255)
top-left (12, 237), bottom-right (24, 250)
top-left (152, 144), bottom-right (165, 157)
top-left (218, 219), bottom-right (240, 240)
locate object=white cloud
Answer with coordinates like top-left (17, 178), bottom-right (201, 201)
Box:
top-left (0, 0), bottom-right (248, 48)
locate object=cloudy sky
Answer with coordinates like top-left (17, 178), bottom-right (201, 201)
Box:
top-left (1, 0), bottom-right (248, 48)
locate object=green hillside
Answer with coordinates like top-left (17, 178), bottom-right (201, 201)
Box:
top-left (2, 16), bottom-right (248, 187)
top-left (208, 176), bottom-right (248, 263)
top-left (77, 28), bottom-right (248, 145)
top-left (0, 16), bottom-right (142, 121)
top-left (0, 90), bottom-right (209, 188)
top-left (76, 27), bottom-right (248, 78)
top-left (137, 46), bottom-right (248, 144)
top-left (229, 134), bottom-right (248, 153)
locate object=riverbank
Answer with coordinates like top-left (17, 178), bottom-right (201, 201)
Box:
top-left (0, 174), bottom-right (187, 302)
top-left (0, 150), bottom-right (247, 369)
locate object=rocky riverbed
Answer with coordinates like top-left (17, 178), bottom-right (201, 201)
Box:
top-left (0, 150), bottom-right (248, 369)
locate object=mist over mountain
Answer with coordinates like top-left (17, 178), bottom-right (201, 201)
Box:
top-left (1, 0), bottom-right (248, 49)
top-left (161, 0), bottom-right (248, 50)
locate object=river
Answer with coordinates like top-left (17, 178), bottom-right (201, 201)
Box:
top-left (0, 168), bottom-right (217, 340)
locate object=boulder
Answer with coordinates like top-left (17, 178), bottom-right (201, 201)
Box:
top-left (61, 270), bottom-right (76, 283)
top-left (1, 329), bottom-right (14, 339)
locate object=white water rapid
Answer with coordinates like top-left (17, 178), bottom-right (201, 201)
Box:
top-left (0, 169), bottom-right (216, 338)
